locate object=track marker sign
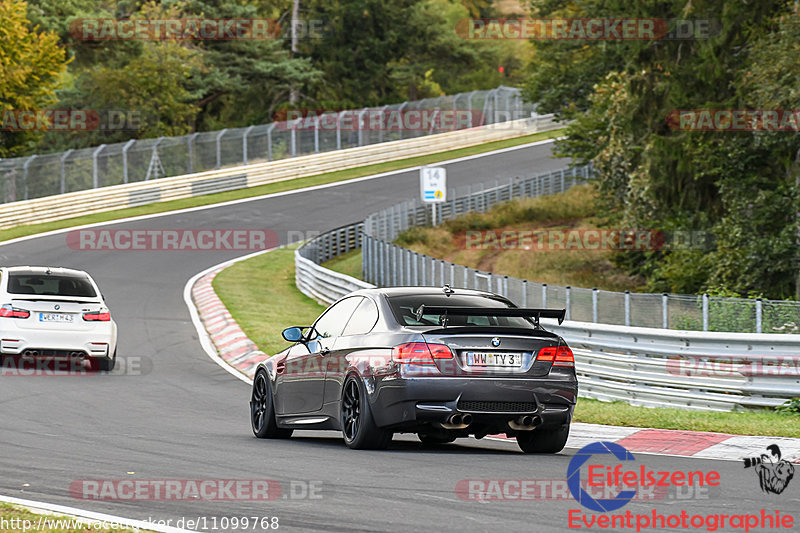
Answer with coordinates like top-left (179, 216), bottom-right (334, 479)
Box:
top-left (420, 166), bottom-right (446, 224)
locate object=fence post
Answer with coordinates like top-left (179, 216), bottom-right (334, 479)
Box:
top-left (92, 144), bottom-right (106, 189)
top-left (377, 105), bottom-right (388, 143)
top-left (450, 263), bottom-right (455, 287)
top-left (756, 298), bottom-right (762, 334)
top-left (522, 280), bottom-right (528, 307)
top-left (314, 115), bottom-right (320, 153)
top-left (413, 253), bottom-right (419, 285)
top-left (215, 129), bottom-right (228, 169)
top-left (243, 125), bottom-right (255, 164)
top-left (357, 108), bottom-right (368, 146)
top-left (624, 290), bottom-right (631, 327)
top-left (592, 288), bottom-right (598, 323)
top-left (503, 276), bottom-right (508, 298)
top-left (187, 133), bottom-right (198, 173)
top-left (702, 293), bottom-right (709, 331)
top-left (267, 123), bottom-right (277, 161)
top-left (121, 140), bottom-right (134, 184)
top-left (290, 120), bottom-right (298, 157)
top-left (22, 155), bottom-right (36, 200)
top-left (542, 283), bottom-right (547, 307)
top-left (397, 102), bottom-right (408, 140)
top-left (662, 293), bottom-right (669, 329)
top-left (463, 265), bottom-right (469, 288)
top-left (60, 149), bottom-right (73, 194)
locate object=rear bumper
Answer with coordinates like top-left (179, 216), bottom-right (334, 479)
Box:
top-left (368, 374), bottom-right (577, 432)
top-left (0, 328), bottom-right (115, 358)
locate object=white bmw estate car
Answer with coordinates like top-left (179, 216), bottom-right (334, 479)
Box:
top-left (0, 266), bottom-right (117, 371)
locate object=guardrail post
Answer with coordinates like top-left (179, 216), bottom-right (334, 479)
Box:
top-left (522, 280), bottom-right (528, 307)
top-left (463, 265), bottom-right (469, 288)
top-left (361, 235), bottom-right (367, 280)
top-left (92, 144), bottom-right (106, 189)
top-left (420, 254), bottom-right (427, 286)
top-left (503, 276), bottom-right (508, 298)
top-left (243, 125), bottom-right (255, 164)
top-left (121, 140), bottom-right (134, 184)
top-left (487, 272), bottom-right (493, 293)
top-left (267, 123), bottom-right (277, 161)
top-left (662, 293), bottom-right (669, 329)
top-left (467, 90), bottom-right (477, 126)
top-left (397, 102), bottom-right (408, 140)
top-left (413, 252), bottom-right (419, 285)
top-left (702, 293), bottom-right (709, 331)
top-left (756, 298), bottom-right (763, 334)
top-left (565, 286), bottom-right (571, 321)
top-left (60, 149), bottom-right (73, 194)
top-left (542, 283), bottom-right (547, 307)
top-left (592, 288), bottom-right (598, 323)
top-left (624, 290), bottom-right (631, 327)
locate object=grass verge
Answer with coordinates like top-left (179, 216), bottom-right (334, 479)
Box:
top-left (214, 244), bottom-right (800, 437)
top-left (212, 245), bottom-right (324, 356)
top-left (0, 129), bottom-right (563, 243)
top-left (0, 502), bottom-right (147, 532)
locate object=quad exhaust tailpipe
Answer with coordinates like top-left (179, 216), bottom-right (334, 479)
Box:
top-left (508, 414), bottom-right (542, 431)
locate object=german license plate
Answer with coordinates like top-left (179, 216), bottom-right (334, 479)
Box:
top-left (39, 312), bottom-right (73, 323)
top-left (465, 352), bottom-right (522, 367)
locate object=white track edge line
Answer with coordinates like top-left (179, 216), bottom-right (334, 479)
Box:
top-left (0, 494), bottom-right (199, 533)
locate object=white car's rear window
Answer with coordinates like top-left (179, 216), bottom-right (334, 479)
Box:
top-left (8, 273), bottom-right (97, 298)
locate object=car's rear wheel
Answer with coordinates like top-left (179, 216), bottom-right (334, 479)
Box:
top-left (516, 424), bottom-right (570, 454)
top-left (341, 376), bottom-right (392, 450)
top-left (251, 369), bottom-right (293, 439)
top-left (418, 433), bottom-right (457, 445)
top-left (89, 349), bottom-right (116, 372)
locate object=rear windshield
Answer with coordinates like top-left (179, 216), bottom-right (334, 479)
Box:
top-left (387, 294), bottom-right (534, 328)
top-left (7, 273), bottom-right (97, 298)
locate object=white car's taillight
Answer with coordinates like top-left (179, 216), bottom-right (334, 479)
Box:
top-left (83, 311), bottom-right (111, 321)
top-left (0, 304), bottom-right (30, 319)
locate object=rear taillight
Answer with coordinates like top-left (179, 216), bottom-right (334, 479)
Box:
top-left (83, 311), bottom-right (111, 322)
top-left (0, 304), bottom-right (30, 319)
top-left (536, 345), bottom-right (575, 367)
top-left (392, 342), bottom-right (453, 365)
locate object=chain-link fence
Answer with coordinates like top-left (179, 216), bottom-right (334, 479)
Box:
top-left (0, 86), bottom-right (537, 203)
top-left (356, 166), bottom-right (800, 334)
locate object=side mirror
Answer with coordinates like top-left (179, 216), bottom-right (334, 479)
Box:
top-left (282, 326), bottom-right (305, 342)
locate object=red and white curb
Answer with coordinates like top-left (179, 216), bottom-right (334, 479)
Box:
top-left (191, 266), bottom-right (269, 380)
top-left (492, 423), bottom-right (800, 462)
top-left (186, 253), bottom-right (800, 463)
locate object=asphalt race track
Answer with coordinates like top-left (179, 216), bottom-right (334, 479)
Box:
top-left (0, 142), bottom-right (796, 532)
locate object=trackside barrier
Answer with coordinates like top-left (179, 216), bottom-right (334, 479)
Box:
top-left (0, 117), bottom-right (557, 230)
top-left (294, 167), bottom-right (800, 411)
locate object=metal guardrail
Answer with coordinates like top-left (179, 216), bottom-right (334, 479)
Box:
top-left (294, 167), bottom-right (800, 411)
top-left (0, 86), bottom-right (536, 203)
top-left (0, 116), bottom-right (556, 229)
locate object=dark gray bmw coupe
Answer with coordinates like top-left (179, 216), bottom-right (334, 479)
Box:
top-left (250, 286), bottom-right (577, 453)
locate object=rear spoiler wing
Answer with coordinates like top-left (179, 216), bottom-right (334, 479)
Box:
top-left (414, 305), bottom-right (566, 327)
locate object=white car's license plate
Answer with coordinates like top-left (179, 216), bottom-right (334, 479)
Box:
top-left (465, 352), bottom-right (523, 367)
top-left (39, 312), bottom-right (73, 323)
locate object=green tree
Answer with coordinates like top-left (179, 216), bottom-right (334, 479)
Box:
top-left (0, 0), bottom-right (69, 157)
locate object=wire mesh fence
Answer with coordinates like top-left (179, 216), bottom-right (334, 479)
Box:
top-left (0, 86), bottom-right (538, 203)
top-left (355, 165), bottom-right (800, 334)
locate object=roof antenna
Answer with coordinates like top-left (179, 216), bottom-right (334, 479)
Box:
top-left (442, 284), bottom-right (455, 297)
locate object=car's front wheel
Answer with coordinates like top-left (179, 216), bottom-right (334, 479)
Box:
top-left (251, 369), bottom-right (293, 439)
top-left (516, 424), bottom-right (570, 454)
top-left (340, 375), bottom-right (392, 450)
